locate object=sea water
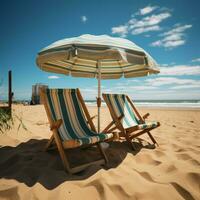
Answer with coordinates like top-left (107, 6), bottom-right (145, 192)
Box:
top-left (85, 100), bottom-right (200, 108)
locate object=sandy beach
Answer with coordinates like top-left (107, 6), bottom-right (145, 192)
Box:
top-left (0, 104), bottom-right (199, 200)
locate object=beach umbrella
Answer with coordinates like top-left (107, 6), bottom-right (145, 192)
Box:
top-left (36, 34), bottom-right (159, 132)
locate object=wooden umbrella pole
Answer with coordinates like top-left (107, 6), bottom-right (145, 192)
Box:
top-left (97, 60), bottom-right (101, 133)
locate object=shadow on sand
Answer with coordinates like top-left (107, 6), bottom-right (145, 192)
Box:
top-left (0, 139), bottom-right (155, 189)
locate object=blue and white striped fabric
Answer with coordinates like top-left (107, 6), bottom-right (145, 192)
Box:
top-left (103, 94), bottom-right (159, 129)
top-left (45, 88), bottom-right (113, 146)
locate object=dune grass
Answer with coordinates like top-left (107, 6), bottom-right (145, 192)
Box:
top-left (0, 108), bottom-right (12, 133)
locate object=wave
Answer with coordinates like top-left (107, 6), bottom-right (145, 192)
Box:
top-left (85, 100), bottom-right (200, 108)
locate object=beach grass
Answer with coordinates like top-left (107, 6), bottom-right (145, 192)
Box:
top-left (0, 108), bottom-right (12, 133)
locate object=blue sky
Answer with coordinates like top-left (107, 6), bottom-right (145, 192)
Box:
top-left (0, 0), bottom-right (200, 100)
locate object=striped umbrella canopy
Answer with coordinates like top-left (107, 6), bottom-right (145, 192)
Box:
top-left (36, 34), bottom-right (160, 132)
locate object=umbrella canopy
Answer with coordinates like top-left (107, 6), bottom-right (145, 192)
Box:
top-left (36, 34), bottom-right (159, 79)
top-left (36, 34), bottom-right (159, 132)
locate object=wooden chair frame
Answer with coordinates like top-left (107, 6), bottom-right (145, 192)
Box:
top-left (40, 88), bottom-right (110, 174)
top-left (102, 94), bottom-right (160, 150)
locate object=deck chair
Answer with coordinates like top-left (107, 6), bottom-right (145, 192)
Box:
top-left (102, 93), bottom-right (160, 150)
top-left (40, 88), bottom-right (113, 174)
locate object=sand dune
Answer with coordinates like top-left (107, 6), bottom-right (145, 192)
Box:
top-left (0, 105), bottom-right (199, 200)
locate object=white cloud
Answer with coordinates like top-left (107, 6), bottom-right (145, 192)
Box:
top-left (111, 5), bottom-right (171, 36)
top-left (81, 15), bottom-right (87, 23)
top-left (111, 25), bottom-right (128, 37)
top-left (81, 88), bottom-right (96, 93)
top-left (48, 75), bottom-right (60, 79)
top-left (80, 75), bottom-right (200, 100)
top-left (100, 79), bottom-right (200, 100)
top-left (140, 5), bottom-right (158, 15)
top-left (145, 77), bottom-right (200, 87)
top-left (160, 63), bottom-right (169, 67)
top-left (129, 12), bottom-right (171, 28)
top-left (111, 5), bottom-right (192, 49)
top-left (159, 65), bottom-right (200, 75)
top-left (171, 84), bottom-right (200, 89)
top-left (192, 58), bottom-right (200, 63)
top-left (115, 85), bottom-right (157, 91)
top-left (128, 86), bottom-right (157, 90)
top-left (131, 25), bottom-right (161, 35)
top-left (151, 38), bottom-right (185, 48)
top-left (127, 89), bottom-right (200, 100)
top-left (161, 24), bottom-right (192, 36)
top-left (151, 24), bottom-right (192, 49)
top-left (129, 12), bottom-right (171, 35)
top-left (143, 76), bottom-right (200, 93)
top-left (81, 87), bottom-right (101, 99)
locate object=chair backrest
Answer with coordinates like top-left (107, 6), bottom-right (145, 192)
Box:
top-left (103, 94), bottom-right (140, 129)
top-left (43, 88), bottom-right (95, 141)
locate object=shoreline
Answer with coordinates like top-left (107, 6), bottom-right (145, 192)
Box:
top-left (2, 103), bottom-right (200, 111)
top-left (7, 103), bottom-right (200, 111)
top-left (136, 106), bottom-right (200, 111)
top-left (86, 104), bottom-right (200, 110)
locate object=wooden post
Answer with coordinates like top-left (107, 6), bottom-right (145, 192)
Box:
top-left (8, 70), bottom-right (12, 114)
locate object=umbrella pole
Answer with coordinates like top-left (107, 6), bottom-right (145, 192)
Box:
top-left (97, 60), bottom-right (101, 133)
top-left (97, 61), bottom-right (109, 150)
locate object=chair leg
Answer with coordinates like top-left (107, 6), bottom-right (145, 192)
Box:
top-left (147, 131), bottom-right (158, 146)
top-left (97, 143), bottom-right (108, 164)
top-left (44, 134), bottom-right (54, 151)
top-left (124, 131), bottom-right (136, 151)
top-left (53, 131), bottom-right (72, 174)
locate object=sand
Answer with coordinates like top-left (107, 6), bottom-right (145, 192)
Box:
top-left (0, 104), bottom-right (199, 200)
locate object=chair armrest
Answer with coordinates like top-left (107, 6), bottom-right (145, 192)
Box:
top-left (143, 113), bottom-right (150, 119)
top-left (102, 114), bottom-right (124, 133)
top-left (90, 115), bottom-right (97, 121)
top-left (86, 115), bottom-right (97, 124)
top-left (50, 119), bottom-right (62, 130)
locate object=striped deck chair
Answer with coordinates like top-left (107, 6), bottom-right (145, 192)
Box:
top-left (102, 93), bottom-right (160, 150)
top-left (40, 88), bottom-right (113, 174)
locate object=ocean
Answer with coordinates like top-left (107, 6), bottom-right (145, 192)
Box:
top-left (1, 99), bottom-right (200, 109)
top-left (85, 100), bottom-right (200, 108)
